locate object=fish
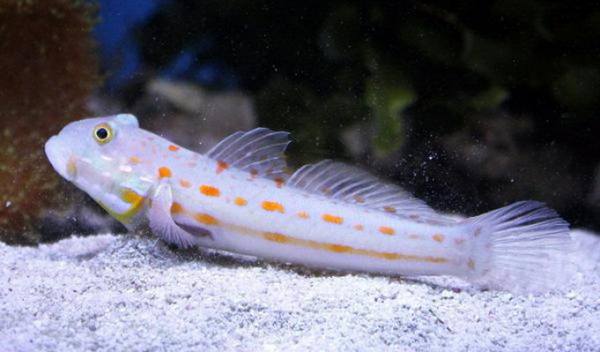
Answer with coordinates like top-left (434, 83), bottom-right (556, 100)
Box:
top-left (45, 114), bottom-right (573, 292)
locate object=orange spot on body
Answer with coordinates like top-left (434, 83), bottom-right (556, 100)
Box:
top-left (200, 185), bottom-right (220, 197)
top-left (168, 144), bottom-right (180, 152)
top-left (249, 169), bottom-right (258, 179)
top-left (262, 201), bottom-right (284, 213)
top-left (379, 226), bottom-right (395, 235)
top-left (432, 234), bottom-right (445, 243)
top-left (195, 213), bottom-right (219, 225)
top-left (234, 197), bottom-right (248, 206)
top-left (179, 179), bottom-right (191, 188)
top-left (171, 202), bottom-right (184, 214)
top-left (158, 167), bottom-right (172, 178)
top-left (216, 160), bottom-right (229, 174)
top-left (274, 177), bottom-right (284, 188)
top-left (383, 206), bottom-right (396, 213)
top-left (353, 224), bottom-right (364, 231)
top-left (129, 156), bottom-right (142, 164)
top-left (322, 214), bottom-right (343, 224)
top-left (297, 211), bottom-right (309, 219)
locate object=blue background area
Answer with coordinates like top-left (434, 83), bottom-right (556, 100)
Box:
top-left (92, 0), bottom-right (237, 92)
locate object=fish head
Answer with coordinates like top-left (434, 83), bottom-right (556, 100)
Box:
top-left (45, 114), bottom-right (154, 226)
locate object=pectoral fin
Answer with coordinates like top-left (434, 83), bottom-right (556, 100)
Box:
top-left (148, 181), bottom-right (198, 248)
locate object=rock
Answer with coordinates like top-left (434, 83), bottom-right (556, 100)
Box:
top-left (0, 230), bottom-right (598, 351)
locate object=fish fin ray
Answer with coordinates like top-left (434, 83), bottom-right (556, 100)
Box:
top-left (206, 127), bottom-right (291, 180)
top-left (148, 181), bottom-right (199, 249)
top-left (464, 201), bottom-right (574, 293)
top-left (288, 160), bottom-right (454, 223)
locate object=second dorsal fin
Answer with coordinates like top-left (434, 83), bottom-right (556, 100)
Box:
top-left (206, 127), bottom-right (291, 180)
top-left (287, 160), bottom-right (455, 224)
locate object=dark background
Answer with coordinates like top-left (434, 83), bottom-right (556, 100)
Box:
top-left (1, 0), bottom-right (599, 244)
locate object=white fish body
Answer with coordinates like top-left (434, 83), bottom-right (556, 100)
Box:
top-left (45, 114), bottom-right (573, 292)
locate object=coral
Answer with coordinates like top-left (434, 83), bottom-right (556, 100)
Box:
top-left (0, 0), bottom-right (100, 244)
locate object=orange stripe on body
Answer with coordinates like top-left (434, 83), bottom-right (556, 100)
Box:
top-left (259, 231), bottom-right (447, 263)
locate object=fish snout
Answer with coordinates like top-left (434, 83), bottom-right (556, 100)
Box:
top-left (45, 135), bottom-right (77, 181)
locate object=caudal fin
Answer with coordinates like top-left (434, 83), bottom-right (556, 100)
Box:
top-left (464, 201), bottom-right (573, 293)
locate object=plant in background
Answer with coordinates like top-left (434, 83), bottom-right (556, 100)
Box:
top-left (0, 0), bottom-right (100, 244)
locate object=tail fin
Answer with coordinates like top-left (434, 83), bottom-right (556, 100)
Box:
top-left (464, 201), bottom-right (573, 293)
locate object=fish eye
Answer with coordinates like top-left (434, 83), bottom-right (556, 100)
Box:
top-left (93, 123), bottom-right (113, 144)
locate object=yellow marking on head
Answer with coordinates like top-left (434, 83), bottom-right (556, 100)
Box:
top-left (297, 211), bottom-right (309, 219)
top-left (234, 197), bottom-right (248, 206)
top-left (432, 234), bottom-right (445, 243)
top-left (66, 158), bottom-right (77, 177)
top-left (179, 179), bottom-right (191, 188)
top-left (379, 226), bottom-right (395, 236)
top-left (129, 156), bottom-right (142, 165)
top-left (353, 224), bottom-right (364, 231)
top-left (322, 214), bottom-right (343, 224)
top-left (194, 213), bottom-right (219, 225)
top-left (158, 166), bottom-right (172, 178)
top-left (101, 189), bottom-right (145, 224)
top-left (383, 206), bottom-right (396, 213)
top-left (168, 144), bottom-right (180, 152)
top-left (200, 185), bottom-right (220, 197)
top-left (467, 259), bottom-right (475, 270)
top-left (216, 160), bottom-right (229, 174)
top-left (262, 201), bottom-right (284, 213)
top-left (121, 189), bottom-right (144, 205)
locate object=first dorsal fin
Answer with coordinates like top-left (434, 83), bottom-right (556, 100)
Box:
top-left (206, 127), bottom-right (291, 180)
top-left (288, 160), bottom-right (455, 224)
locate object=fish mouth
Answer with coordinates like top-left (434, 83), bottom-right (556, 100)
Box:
top-left (45, 135), bottom-right (77, 181)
